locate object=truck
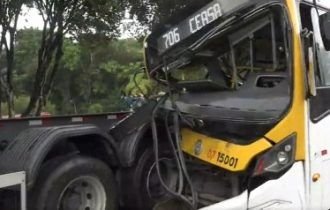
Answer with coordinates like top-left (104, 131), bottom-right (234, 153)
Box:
top-left (1, 0), bottom-right (330, 209)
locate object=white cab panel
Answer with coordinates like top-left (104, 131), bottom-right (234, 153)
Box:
top-left (308, 115), bottom-right (330, 209)
top-left (248, 162), bottom-right (305, 210)
top-left (199, 163), bottom-right (305, 210)
top-left (199, 191), bottom-right (248, 210)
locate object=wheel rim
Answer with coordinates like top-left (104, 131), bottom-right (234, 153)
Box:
top-left (57, 176), bottom-right (107, 210)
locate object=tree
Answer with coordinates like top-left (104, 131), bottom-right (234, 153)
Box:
top-left (15, 29), bottom-right (42, 95)
top-left (22, 0), bottom-right (127, 116)
top-left (48, 36), bottom-right (148, 114)
top-left (14, 28), bottom-right (151, 115)
top-left (128, 0), bottom-right (211, 30)
top-left (0, 0), bottom-right (28, 117)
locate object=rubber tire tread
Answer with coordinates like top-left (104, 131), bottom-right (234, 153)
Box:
top-left (28, 155), bottom-right (118, 210)
top-left (0, 125), bottom-right (101, 178)
top-left (120, 146), bottom-right (173, 210)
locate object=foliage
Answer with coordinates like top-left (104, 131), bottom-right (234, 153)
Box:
top-left (1, 95), bottom-right (55, 116)
top-left (61, 40), bottom-right (81, 71)
top-left (128, 0), bottom-right (211, 30)
top-left (87, 103), bottom-right (103, 114)
top-left (0, 0), bottom-right (193, 117)
top-left (14, 95), bottom-right (30, 114)
top-left (22, 0), bottom-right (128, 116)
top-left (0, 0), bottom-right (30, 117)
top-left (14, 29), bottom-right (41, 95)
top-left (12, 29), bottom-right (155, 115)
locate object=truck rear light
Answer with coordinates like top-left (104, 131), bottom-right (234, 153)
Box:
top-left (253, 134), bottom-right (296, 177)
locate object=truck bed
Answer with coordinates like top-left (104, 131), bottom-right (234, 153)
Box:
top-left (0, 112), bottom-right (130, 148)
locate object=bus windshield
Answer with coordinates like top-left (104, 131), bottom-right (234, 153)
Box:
top-left (147, 3), bottom-right (292, 132)
top-left (144, 0), bottom-right (258, 77)
top-left (145, 1), bottom-right (294, 141)
top-left (169, 11), bottom-right (288, 91)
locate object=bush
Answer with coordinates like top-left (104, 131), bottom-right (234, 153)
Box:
top-left (87, 103), bottom-right (104, 113)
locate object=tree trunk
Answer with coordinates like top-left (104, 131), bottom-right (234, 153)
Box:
top-left (21, 51), bottom-right (49, 116)
top-left (5, 92), bottom-right (14, 117)
top-left (21, 16), bottom-right (51, 117)
top-left (0, 5), bottom-right (23, 118)
top-left (5, 28), bottom-right (17, 118)
top-left (35, 35), bottom-right (64, 116)
top-left (0, 30), bottom-right (6, 119)
top-left (21, 61), bottom-right (48, 117)
top-left (34, 1), bottom-right (65, 116)
top-left (22, 36), bottom-right (57, 117)
top-left (23, 0), bottom-right (75, 116)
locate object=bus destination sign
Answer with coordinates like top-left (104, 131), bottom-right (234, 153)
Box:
top-left (157, 0), bottom-right (223, 54)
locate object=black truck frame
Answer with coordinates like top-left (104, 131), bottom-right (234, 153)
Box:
top-left (0, 108), bottom-right (160, 209)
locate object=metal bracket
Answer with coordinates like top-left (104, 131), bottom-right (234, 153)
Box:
top-left (0, 172), bottom-right (26, 210)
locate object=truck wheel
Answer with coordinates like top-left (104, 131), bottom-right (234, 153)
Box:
top-left (120, 146), bottom-right (177, 210)
top-left (29, 155), bottom-right (117, 210)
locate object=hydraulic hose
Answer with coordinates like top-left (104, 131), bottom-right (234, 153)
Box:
top-left (173, 111), bottom-right (199, 208)
top-left (165, 112), bottom-right (184, 194)
top-left (151, 97), bottom-right (196, 210)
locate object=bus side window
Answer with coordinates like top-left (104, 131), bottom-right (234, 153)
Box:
top-left (310, 8), bottom-right (330, 87)
top-left (300, 4), bottom-right (322, 87)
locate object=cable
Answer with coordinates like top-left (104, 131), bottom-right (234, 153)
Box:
top-left (151, 96), bottom-right (196, 210)
top-left (162, 56), bottom-right (199, 209)
top-left (173, 112), bottom-right (199, 208)
top-left (165, 111), bottom-right (184, 194)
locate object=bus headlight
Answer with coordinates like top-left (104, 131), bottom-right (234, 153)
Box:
top-left (253, 134), bottom-right (296, 177)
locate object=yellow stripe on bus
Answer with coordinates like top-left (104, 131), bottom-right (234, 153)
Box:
top-left (181, 128), bottom-right (272, 172)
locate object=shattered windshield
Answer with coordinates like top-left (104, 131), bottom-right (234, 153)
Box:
top-left (169, 12), bottom-right (288, 91)
top-left (163, 6), bottom-right (292, 129)
top-left (164, 6), bottom-right (293, 143)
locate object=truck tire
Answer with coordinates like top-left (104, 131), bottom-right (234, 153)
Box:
top-left (120, 146), bottom-right (177, 210)
top-left (29, 155), bottom-right (117, 210)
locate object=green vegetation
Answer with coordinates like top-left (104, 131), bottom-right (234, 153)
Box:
top-left (7, 29), bottom-right (153, 115)
top-left (0, 0), bottom-right (200, 117)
